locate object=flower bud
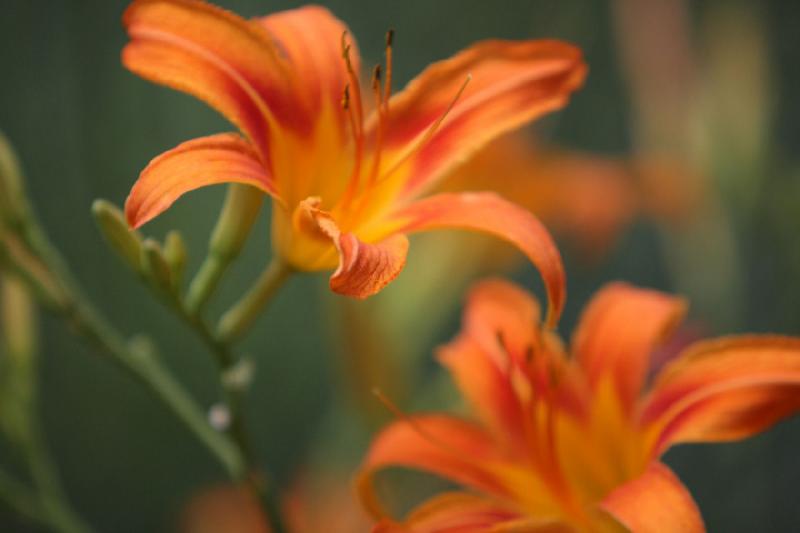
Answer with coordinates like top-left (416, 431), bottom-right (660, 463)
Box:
top-left (0, 132), bottom-right (30, 227)
top-left (141, 238), bottom-right (173, 293)
top-left (210, 184), bottom-right (263, 260)
top-left (186, 184), bottom-right (263, 313)
top-left (163, 230), bottom-right (188, 290)
top-left (92, 199), bottom-right (144, 274)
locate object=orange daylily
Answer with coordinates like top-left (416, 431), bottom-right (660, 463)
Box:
top-left (358, 279), bottom-right (800, 532)
top-left (121, 0), bottom-right (585, 314)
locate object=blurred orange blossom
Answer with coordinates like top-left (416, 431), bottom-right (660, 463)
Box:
top-left (181, 474), bottom-right (369, 533)
top-left (120, 0), bottom-right (586, 320)
top-left (358, 279), bottom-right (800, 532)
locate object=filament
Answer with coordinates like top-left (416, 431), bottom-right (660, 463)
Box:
top-left (372, 387), bottom-right (481, 464)
top-left (340, 31), bottom-right (366, 208)
top-left (377, 74), bottom-right (472, 186)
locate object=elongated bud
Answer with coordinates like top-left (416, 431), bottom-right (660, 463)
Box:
top-left (163, 230), bottom-right (187, 290)
top-left (186, 184), bottom-right (263, 313)
top-left (2, 275), bottom-right (36, 364)
top-left (0, 132), bottom-right (31, 227)
top-left (0, 274), bottom-right (37, 444)
top-left (209, 184), bottom-right (263, 258)
top-left (141, 238), bottom-right (172, 292)
top-left (92, 199), bottom-right (144, 274)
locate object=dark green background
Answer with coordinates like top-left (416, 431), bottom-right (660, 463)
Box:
top-left (1, 0), bottom-right (799, 531)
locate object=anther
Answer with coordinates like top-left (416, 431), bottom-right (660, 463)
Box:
top-left (525, 344), bottom-right (535, 364)
top-left (383, 29), bottom-right (395, 108)
top-left (371, 65), bottom-right (382, 89)
top-left (341, 84), bottom-right (350, 110)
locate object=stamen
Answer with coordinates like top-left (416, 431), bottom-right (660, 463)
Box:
top-left (340, 31), bottom-right (366, 208)
top-left (496, 331), bottom-right (515, 374)
top-left (367, 64), bottom-right (386, 187)
top-left (341, 32), bottom-right (364, 132)
top-left (383, 30), bottom-right (394, 111)
top-left (524, 345), bottom-right (535, 365)
top-left (372, 388), bottom-right (472, 461)
top-left (378, 74), bottom-right (472, 184)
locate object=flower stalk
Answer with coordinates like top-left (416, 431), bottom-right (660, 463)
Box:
top-left (0, 137), bottom-right (243, 482)
top-left (185, 184), bottom-right (264, 314)
top-left (216, 257), bottom-right (293, 343)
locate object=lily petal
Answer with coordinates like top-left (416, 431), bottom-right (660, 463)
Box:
top-left (357, 414), bottom-right (509, 520)
top-left (377, 40), bottom-right (586, 199)
top-left (125, 133), bottom-right (274, 228)
top-left (438, 335), bottom-right (526, 456)
top-left (388, 192), bottom-right (565, 327)
top-left (302, 200), bottom-right (409, 298)
top-left (122, 0), bottom-right (302, 156)
top-left (438, 280), bottom-right (540, 451)
top-left (600, 462), bottom-right (704, 533)
top-left (257, 6), bottom-right (355, 119)
top-left (374, 492), bottom-right (552, 533)
top-left (640, 335), bottom-right (800, 454)
top-left (572, 283), bottom-right (686, 410)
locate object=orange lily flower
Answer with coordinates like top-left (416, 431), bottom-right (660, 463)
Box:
top-left (358, 279), bottom-right (800, 532)
top-left (121, 0), bottom-right (585, 314)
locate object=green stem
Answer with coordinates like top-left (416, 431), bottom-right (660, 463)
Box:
top-left (0, 468), bottom-right (43, 526)
top-left (7, 218), bottom-right (243, 480)
top-left (185, 253), bottom-right (230, 314)
top-left (216, 258), bottom-right (293, 343)
top-left (172, 301), bottom-right (287, 533)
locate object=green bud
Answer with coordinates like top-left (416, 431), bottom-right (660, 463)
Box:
top-left (186, 184), bottom-right (263, 313)
top-left (209, 184), bottom-right (263, 258)
top-left (163, 230), bottom-right (188, 290)
top-left (0, 132), bottom-right (30, 227)
top-left (2, 275), bottom-right (36, 364)
top-left (92, 199), bottom-right (143, 274)
top-left (0, 275), bottom-right (36, 445)
top-left (140, 238), bottom-right (173, 292)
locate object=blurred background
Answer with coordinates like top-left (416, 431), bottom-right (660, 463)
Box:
top-left (1, 0), bottom-right (799, 531)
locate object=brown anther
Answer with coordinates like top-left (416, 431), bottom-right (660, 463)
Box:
top-left (341, 84), bottom-right (350, 110)
top-left (496, 330), bottom-right (506, 350)
top-left (372, 65), bottom-right (382, 87)
top-left (524, 345), bottom-right (535, 364)
top-left (385, 28), bottom-right (394, 47)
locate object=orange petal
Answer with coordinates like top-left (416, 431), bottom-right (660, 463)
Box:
top-left (462, 278), bottom-right (543, 354)
top-left (437, 280), bottom-right (541, 451)
top-left (438, 335), bottom-right (526, 456)
top-left (257, 6), bottom-right (355, 120)
top-left (357, 414), bottom-right (509, 520)
top-left (388, 192), bottom-right (565, 327)
top-left (600, 462), bottom-right (704, 533)
top-left (301, 199), bottom-right (409, 298)
top-left (572, 283), bottom-right (686, 410)
top-left (125, 133), bottom-right (274, 228)
top-left (374, 492), bottom-right (542, 533)
top-left (640, 335), bottom-right (800, 454)
top-left (122, 0), bottom-right (304, 156)
top-left (377, 40), bottom-right (586, 199)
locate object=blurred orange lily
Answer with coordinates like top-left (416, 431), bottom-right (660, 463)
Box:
top-left (358, 279), bottom-right (800, 532)
top-left (121, 0), bottom-right (585, 315)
